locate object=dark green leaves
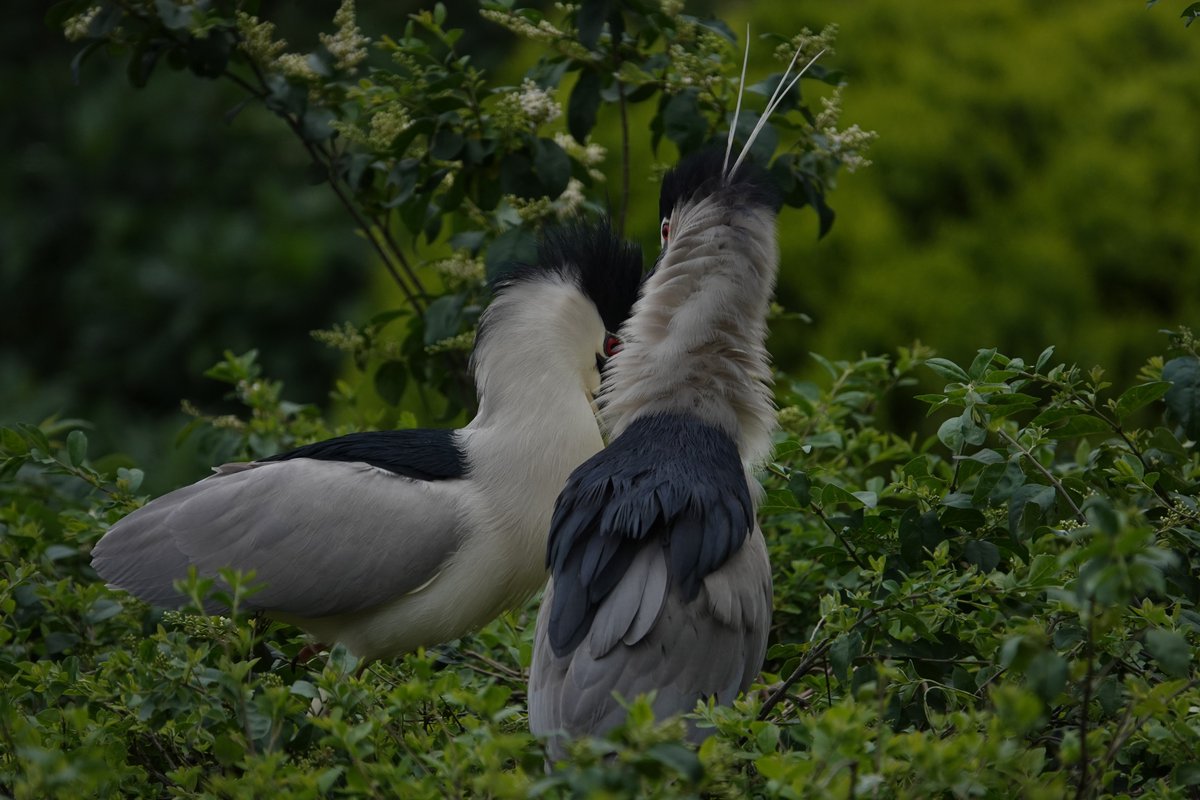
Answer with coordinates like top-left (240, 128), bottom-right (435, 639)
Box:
top-left (373, 361), bottom-right (408, 406)
top-left (66, 430), bottom-right (87, 467)
top-left (1163, 356), bottom-right (1200, 439)
top-left (485, 227), bottom-right (538, 282)
top-left (661, 91), bottom-right (705, 152)
top-left (568, 69), bottom-right (602, 143)
top-left (423, 293), bottom-right (466, 346)
top-left (1144, 628), bottom-right (1189, 677)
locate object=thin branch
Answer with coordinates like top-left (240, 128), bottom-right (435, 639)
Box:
top-left (812, 503), bottom-right (870, 570)
top-left (758, 638), bottom-right (834, 720)
top-left (378, 221), bottom-right (428, 301)
top-left (997, 428), bottom-right (1087, 524)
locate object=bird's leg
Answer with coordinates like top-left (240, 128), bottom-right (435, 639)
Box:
top-left (291, 641), bottom-right (329, 669)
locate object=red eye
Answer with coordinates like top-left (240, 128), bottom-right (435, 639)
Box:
top-left (660, 218), bottom-right (670, 244)
top-left (603, 334), bottom-right (622, 357)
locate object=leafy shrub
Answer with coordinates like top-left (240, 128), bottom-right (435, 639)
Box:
top-left (4, 329), bottom-right (1198, 797)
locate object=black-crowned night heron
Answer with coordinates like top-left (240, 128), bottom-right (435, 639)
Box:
top-left (90, 220), bottom-right (643, 662)
top-left (527, 48), bottom-right (818, 755)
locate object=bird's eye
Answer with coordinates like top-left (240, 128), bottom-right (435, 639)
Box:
top-left (603, 334), bottom-right (622, 357)
top-left (660, 218), bottom-right (670, 246)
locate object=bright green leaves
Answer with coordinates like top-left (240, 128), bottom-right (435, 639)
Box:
top-left (763, 331), bottom-right (1198, 796)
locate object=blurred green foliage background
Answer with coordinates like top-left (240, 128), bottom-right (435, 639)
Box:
top-left (5, 1), bottom-right (1198, 488)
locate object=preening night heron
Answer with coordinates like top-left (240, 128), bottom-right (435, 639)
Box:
top-left (90, 220), bottom-right (643, 662)
top-left (528, 47), bottom-right (819, 756)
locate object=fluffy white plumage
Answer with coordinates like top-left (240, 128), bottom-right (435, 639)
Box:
top-left (90, 223), bottom-right (643, 662)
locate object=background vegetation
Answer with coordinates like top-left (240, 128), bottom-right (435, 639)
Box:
top-left (3, 0), bottom-right (1199, 797)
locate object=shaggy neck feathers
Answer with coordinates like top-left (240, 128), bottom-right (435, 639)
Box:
top-left (602, 186), bottom-right (780, 468)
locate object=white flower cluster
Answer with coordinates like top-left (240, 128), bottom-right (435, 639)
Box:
top-left (775, 24), bottom-right (839, 64)
top-left (426, 330), bottom-right (476, 355)
top-left (518, 79), bottom-right (562, 127)
top-left (63, 6), bottom-right (101, 41)
top-left (320, 0), bottom-right (370, 71)
top-left (479, 9), bottom-right (559, 43)
top-left (276, 53), bottom-right (319, 81)
top-left (235, 12), bottom-right (287, 65)
top-left (368, 107), bottom-right (412, 150)
top-left (432, 254), bottom-right (485, 286)
top-left (814, 86), bottom-right (876, 173)
top-left (555, 178), bottom-right (587, 219)
top-left (554, 132), bottom-right (606, 181)
top-left (311, 322), bottom-right (367, 355)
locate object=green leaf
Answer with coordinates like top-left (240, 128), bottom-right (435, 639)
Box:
top-left (70, 40), bottom-right (104, 85)
top-left (373, 361), bottom-right (408, 406)
top-left (568, 69), bottom-right (602, 143)
top-left (576, 0), bottom-right (613, 48)
top-left (1115, 381), bottom-right (1171, 421)
top-left (290, 680), bottom-right (319, 699)
top-left (213, 734), bottom-right (243, 767)
top-left (661, 90), bottom-right (705, 152)
top-left (967, 347), bottom-right (997, 380)
top-left (1144, 628), bottom-right (1189, 677)
top-left (1044, 414), bottom-right (1111, 439)
top-left (485, 227), bottom-right (537, 282)
top-left (1163, 356), bottom-right (1200, 440)
top-left (938, 415), bottom-right (965, 451)
top-left (1025, 650), bottom-right (1067, 703)
top-left (423, 294), bottom-right (466, 346)
top-left (430, 128), bottom-right (464, 160)
top-left (1035, 345), bottom-right (1055, 372)
top-left (1, 426), bottom-right (30, 456)
top-left (963, 540), bottom-right (1000, 572)
top-left (532, 137), bottom-right (571, 197)
top-left (1008, 484), bottom-right (1055, 538)
top-left (645, 742), bottom-right (702, 781)
top-left (155, 0), bottom-right (194, 30)
top-left (66, 429), bottom-right (87, 467)
top-left (829, 631), bottom-right (863, 684)
top-left (899, 507), bottom-right (944, 566)
top-left (787, 470), bottom-right (811, 506)
top-left (925, 357), bottom-right (971, 384)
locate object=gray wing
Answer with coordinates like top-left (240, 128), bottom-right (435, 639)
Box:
top-left (529, 529), bottom-right (771, 758)
top-left (91, 458), bottom-right (467, 617)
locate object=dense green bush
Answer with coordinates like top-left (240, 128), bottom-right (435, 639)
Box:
top-left (4, 331), bottom-right (1199, 797)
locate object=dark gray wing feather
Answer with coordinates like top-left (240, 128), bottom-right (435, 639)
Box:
top-left (91, 458), bottom-right (466, 617)
top-left (529, 534), bottom-right (771, 759)
top-left (545, 412), bottom-right (753, 655)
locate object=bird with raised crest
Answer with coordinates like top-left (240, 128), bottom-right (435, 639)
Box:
top-left (90, 219), bottom-right (643, 662)
top-left (528, 43), bottom-right (823, 757)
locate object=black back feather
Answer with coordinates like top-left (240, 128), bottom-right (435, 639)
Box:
top-left (260, 429), bottom-right (467, 482)
top-left (545, 412), bottom-right (754, 656)
top-left (658, 148), bottom-right (782, 222)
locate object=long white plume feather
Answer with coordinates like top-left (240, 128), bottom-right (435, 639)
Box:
top-left (728, 47), bottom-right (826, 178)
top-left (722, 24), bottom-right (753, 178)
